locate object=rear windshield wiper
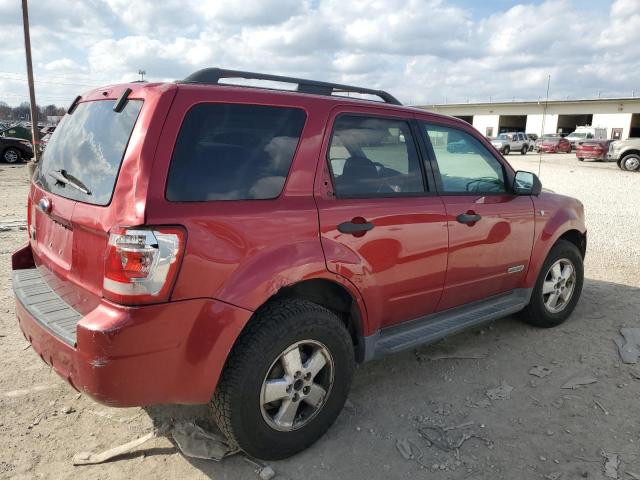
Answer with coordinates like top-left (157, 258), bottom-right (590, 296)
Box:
top-left (48, 169), bottom-right (92, 195)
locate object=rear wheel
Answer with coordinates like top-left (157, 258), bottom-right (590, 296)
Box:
top-left (2, 148), bottom-right (21, 164)
top-left (621, 154), bottom-right (640, 172)
top-left (503, 145), bottom-right (510, 155)
top-left (210, 299), bottom-right (354, 460)
top-left (520, 239), bottom-right (584, 328)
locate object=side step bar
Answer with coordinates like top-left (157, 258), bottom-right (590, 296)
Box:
top-left (361, 289), bottom-right (532, 361)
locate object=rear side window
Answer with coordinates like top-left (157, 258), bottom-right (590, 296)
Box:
top-left (36, 99), bottom-right (142, 206)
top-left (166, 104), bottom-right (306, 201)
top-left (328, 115), bottom-right (424, 197)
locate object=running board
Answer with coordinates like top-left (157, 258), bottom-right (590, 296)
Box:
top-left (360, 289), bottom-right (532, 361)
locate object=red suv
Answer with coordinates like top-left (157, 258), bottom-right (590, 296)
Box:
top-left (12, 69), bottom-right (586, 460)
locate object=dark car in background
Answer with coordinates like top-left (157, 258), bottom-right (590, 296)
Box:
top-left (576, 140), bottom-right (613, 162)
top-left (1, 136), bottom-right (33, 163)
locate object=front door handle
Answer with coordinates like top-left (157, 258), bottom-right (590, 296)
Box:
top-left (337, 219), bottom-right (374, 234)
top-left (457, 212), bottom-right (482, 224)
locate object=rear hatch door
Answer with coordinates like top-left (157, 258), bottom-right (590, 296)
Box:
top-left (28, 86), bottom-right (171, 316)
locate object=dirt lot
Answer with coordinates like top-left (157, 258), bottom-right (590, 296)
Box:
top-left (1, 154), bottom-right (639, 480)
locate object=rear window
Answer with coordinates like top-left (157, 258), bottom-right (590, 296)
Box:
top-left (166, 104), bottom-right (306, 201)
top-left (36, 99), bottom-right (142, 206)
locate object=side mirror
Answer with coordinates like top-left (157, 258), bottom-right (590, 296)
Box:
top-left (513, 170), bottom-right (542, 196)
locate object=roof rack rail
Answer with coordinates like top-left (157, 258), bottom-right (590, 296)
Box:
top-left (180, 68), bottom-right (402, 105)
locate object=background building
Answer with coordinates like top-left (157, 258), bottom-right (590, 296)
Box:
top-left (419, 98), bottom-right (640, 139)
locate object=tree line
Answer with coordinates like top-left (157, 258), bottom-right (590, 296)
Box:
top-left (0, 101), bottom-right (66, 123)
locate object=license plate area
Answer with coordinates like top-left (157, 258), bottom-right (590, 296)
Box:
top-left (35, 212), bottom-right (73, 268)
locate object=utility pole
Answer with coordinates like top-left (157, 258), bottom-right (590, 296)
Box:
top-left (138, 69), bottom-right (146, 81)
top-left (22, 0), bottom-right (40, 165)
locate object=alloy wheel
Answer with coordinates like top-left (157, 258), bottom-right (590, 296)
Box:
top-left (4, 149), bottom-right (19, 163)
top-left (542, 258), bottom-right (576, 314)
top-left (260, 340), bottom-right (334, 432)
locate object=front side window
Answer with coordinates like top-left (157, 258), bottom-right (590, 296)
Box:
top-left (328, 115), bottom-right (424, 197)
top-left (166, 104), bottom-right (306, 201)
top-left (423, 123), bottom-right (507, 194)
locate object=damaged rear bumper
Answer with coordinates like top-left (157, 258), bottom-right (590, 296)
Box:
top-left (12, 243), bottom-right (252, 407)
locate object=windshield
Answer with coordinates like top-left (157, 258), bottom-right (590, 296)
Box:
top-left (35, 99), bottom-right (142, 205)
top-left (496, 134), bottom-right (511, 140)
top-left (569, 132), bottom-right (587, 138)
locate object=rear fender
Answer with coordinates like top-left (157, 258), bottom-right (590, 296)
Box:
top-left (216, 240), bottom-right (370, 334)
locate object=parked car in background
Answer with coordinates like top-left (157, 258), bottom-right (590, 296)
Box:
top-left (1, 135), bottom-right (33, 163)
top-left (535, 134), bottom-right (558, 151)
top-left (490, 132), bottom-right (530, 155)
top-left (576, 140), bottom-right (613, 162)
top-left (526, 133), bottom-right (538, 151)
top-left (566, 126), bottom-right (607, 150)
top-left (607, 138), bottom-right (640, 171)
top-left (539, 136), bottom-right (572, 153)
top-left (12, 68), bottom-right (586, 460)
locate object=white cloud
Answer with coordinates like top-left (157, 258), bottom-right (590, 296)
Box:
top-left (0, 0), bottom-right (638, 106)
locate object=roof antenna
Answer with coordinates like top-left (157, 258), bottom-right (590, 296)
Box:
top-left (538, 74), bottom-right (551, 178)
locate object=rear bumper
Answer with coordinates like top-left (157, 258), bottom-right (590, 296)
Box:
top-left (576, 150), bottom-right (606, 160)
top-left (12, 243), bottom-right (252, 407)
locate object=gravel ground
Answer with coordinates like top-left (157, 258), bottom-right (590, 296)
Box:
top-left (0, 154), bottom-right (639, 480)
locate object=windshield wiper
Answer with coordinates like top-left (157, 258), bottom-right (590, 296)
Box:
top-left (48, 169), bottom-right (92, 195)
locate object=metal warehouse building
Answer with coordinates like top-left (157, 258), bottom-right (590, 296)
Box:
top-left (419, 98), bottom-right (640, 140)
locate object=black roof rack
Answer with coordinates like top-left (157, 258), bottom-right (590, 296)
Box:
top-left (181, 68), bottom-right (402, 105)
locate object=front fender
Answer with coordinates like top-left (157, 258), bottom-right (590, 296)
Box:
top-left (524, 200), bottom-right (586, 287)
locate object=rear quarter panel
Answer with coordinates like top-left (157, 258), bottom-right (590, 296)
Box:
top-left (144, 86), bottom-right (366, 315)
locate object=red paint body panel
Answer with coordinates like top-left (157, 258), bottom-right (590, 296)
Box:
top-left (15, 244), bottom-right (252, 406)
top-left (12, 80), bottom-right (586, 409)
top-left (436, 195), bottom-right (534, 310)
top-left (576, 141), bottom-right (611, 160)
top-left (540, 138), bottom-right (572, 153)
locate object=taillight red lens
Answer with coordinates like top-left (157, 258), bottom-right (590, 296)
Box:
top-left (103, 226), bottom-right (185, 305)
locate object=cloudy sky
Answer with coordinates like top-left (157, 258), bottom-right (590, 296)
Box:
top-left (0, 0), bottom-right (638, 107)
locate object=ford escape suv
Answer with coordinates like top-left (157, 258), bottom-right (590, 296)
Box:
top-left (12, 68), bottom-right (586, 460)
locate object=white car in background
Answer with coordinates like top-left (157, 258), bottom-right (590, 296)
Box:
top-left (566, 126), bottom-right (607, 150)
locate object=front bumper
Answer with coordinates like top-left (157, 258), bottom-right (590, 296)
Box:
top-left (12, 243), bottom-right (252, 407)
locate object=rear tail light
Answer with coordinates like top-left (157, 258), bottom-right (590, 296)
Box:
top-left (103, 226), bottom-right (185, 305)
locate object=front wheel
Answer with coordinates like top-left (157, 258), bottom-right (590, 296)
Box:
top-left (210, 299), bottom-right (354, 460)
top-left (520, 239), bottom-right (584, 328)
top-left (503, 145), bottom-right (511, 155)
top-left (521, 145), bottom-right (528, 155)
top-left (621, 154), bottom-right (640, 172)
top-left (578, 157), bottom-right (584, 162)
top-left (3, 147), bottom-right (21, 164)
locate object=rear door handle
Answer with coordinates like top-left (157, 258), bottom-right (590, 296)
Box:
top-left (457, 212), bottom-right (482, 224)
top-left (337, 219), bottom-right (374, 234)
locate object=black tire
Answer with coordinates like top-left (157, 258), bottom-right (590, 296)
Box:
top-left (578, 157), bottom-right (584, 162)
top-left (520, 239), bottom-right (584, 328)
top-left (521, 145), bottom-right (527, 155)
top-left (503, 145), bottom-right (510, 155)
top-left (210, 299), bottom-right (354, 460)
top-left (2, 147), bottom-right (21, 164)
top-left (621, 153), bottom-right (640, 172)
top-left (617, 159), bottom-right (626, 170)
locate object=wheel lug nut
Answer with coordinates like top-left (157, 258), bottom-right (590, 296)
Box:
top-left (295, 371), bottom-right (301, 378)
top-left (303, 386), bottom-right (310, 394)
top-left (293, 393), bottom-right (300, 402)
top-left (304, 372), bottom-right (312, 380)
top-left (286, 385), bottom-right (292, 393)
